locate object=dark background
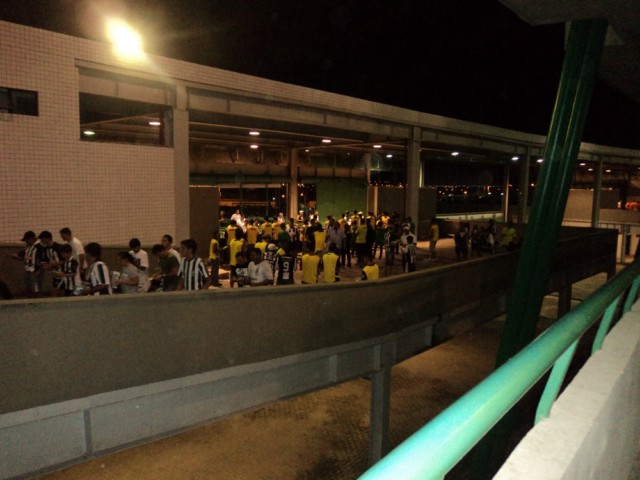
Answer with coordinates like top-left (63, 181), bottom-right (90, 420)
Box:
top-left (2, 0), bottom-right (639, 148)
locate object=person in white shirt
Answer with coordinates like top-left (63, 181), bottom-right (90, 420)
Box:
top-left (248, 248), bottom-right (274, 286)
top-left (129, 238), bottom-right (150, 292)
top-left (59, 227), bottom-right (86, 279)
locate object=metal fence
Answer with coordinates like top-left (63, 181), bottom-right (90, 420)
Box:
top-left (359, 259), bottom-right (640, 479)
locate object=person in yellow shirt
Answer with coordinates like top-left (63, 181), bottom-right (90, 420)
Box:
top-left (429, 217), bottom-right (440, 261)
top-left (361, 255), bottom-right (379, 281)
top-left (313, 226), bottom-right (326, 254)
top-left (255, 234), bottom-right (268, 254)
top-left (355, 221), bottom-right (368, 266)
top-left (322, 243), bottom-right (341, 283)
top-left (261, 219), bottom-right (273, 241)
top-left (245, 219), bottom-right (259, 250)
top-left (301, 248), bottom-right (320, 284)
top-left (208, 230), bottom-right (222, 287)
top-left (229, 228), bottom-right (246, 268)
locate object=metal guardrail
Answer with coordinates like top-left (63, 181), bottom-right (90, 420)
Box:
top-left (359, 259), bottom-right (640, 480)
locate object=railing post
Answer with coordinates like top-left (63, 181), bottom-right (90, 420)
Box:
top-left (370, 365), bottom-right (391, 464)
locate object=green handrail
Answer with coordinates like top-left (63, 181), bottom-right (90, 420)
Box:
top-left (359, 260), bottom-right (640, 480)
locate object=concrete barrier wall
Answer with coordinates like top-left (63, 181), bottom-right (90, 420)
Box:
top-left (0, 230), bottom-right (615, 415)
top-left (0, 230), bottom-right (617, 479)
top-left (494, 301), bottom-right (640, 480)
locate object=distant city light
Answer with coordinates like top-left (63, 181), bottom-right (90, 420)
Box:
top-left (451, 151), bottom-right (459, 157)
top-left (579, 162), bottom-right (586, 166)
top-left (606, 169), bottom-right (612, 173)
top-left (322, 139), bottom-right (332, 144)
top-left (537, 158), bottom-right (544, 163)
top-left (106, 19), bottom-right (144, 60)
top-left (249, 131), bottom-right (260, 136)
top-left (83, 130), bottom-right (95, 136)
top-left (148, 121), bottom-right (161, 126)
top-left (373, 144), bottom-right (382, 149)
top-left (250, 144), bottom-right (259, 149)
top-left (386, 154), bottom-right (393, 158)
top-left (511, 156), bottom-right (519, 161)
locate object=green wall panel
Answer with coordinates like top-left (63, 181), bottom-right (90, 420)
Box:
top-left (315, 178), bottom-right (368, 218)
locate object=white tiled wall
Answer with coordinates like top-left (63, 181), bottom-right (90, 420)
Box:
top-left (0, 22), bottom-right (175, 246)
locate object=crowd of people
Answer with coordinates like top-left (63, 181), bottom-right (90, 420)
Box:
top-left (452, 219), bottom-right (520, 261)
top-left (5, 210), bottom-right (435, 299)
top-left (216, 209), bottom-right (436, 287)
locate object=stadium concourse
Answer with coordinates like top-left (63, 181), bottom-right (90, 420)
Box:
top-left (35, 239), bottom-right (613, 480)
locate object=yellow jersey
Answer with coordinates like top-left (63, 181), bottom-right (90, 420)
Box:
top-left (301, 253), bottom-right (320, 284)
top-left (322, 252), bottom-right (339, 283)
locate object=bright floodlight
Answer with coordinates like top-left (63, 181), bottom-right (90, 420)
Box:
top-left (107, 19), bottom-right (144, 59)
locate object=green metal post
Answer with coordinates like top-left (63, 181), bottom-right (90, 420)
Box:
top-left (497, 18), bottom-right (608, 365)
top-left (475, 19), bottom-right (608, 478)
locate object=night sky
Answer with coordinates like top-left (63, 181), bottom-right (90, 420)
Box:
top-left (2, 0), bottom-right (639, 148)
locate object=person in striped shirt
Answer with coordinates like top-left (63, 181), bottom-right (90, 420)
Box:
top-left (54, 244), bottom-right (79, 296)
top-left (83, 242), bottom-right (113, 295)
top-left (177, 239), bottom-right (211, 291)
top-left (11, 230), bottom-right (40, 297)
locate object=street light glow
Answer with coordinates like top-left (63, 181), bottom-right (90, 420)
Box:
top-left (106, 19), bottom-right (144, 60)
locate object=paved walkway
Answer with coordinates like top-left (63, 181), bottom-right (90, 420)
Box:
top-left (40, 249), bottom-right (610, 480)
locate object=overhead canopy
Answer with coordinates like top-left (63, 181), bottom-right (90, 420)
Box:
top-left (499, 0), bottom-right (640, 103)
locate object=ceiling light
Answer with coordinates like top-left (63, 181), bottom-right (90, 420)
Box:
top-left (588, 168), bottom-right (594, 172)
top-left (386, 154), bottom-right (393, 158)
top-left (511, 156), bottom-right (519, 161)
top-left (322, 139), bottom-right (332, 144)
top-left (249, 131), bottom-right (260, 136)
top-left (451, 151), bottom-right (459, 157)
top-left (606, 169), bottom-right (612, 173)
top-left (148, 121), bottom-right (161, 126)
top-left (579, 162), bottom-right (586, 166)
top-left (373, 144), bottom-right (382, 149)
top-left (537, 158), bottom-right (544, 163)
top-left (250, 144), bottom-right (259, 149)
top-left (83, 130), bottom-right (95, 136)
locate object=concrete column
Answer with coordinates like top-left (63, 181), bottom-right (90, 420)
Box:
top-left (405, 127), bottom-right (421, 231)
top-left (518, 147), bottom-right (531, 224)
top-left (173, 84), bottom-right (190, 241)
top-left (289, 149), bottom-right (299, 220)
top-left (502, 162), bottom-right (511, 221)
top-left (591, 156), bottom-right (603, 227)
top-left (369, 364), bottom-right (391, 465)
top-left (558, 283), bottom-right (573, 317)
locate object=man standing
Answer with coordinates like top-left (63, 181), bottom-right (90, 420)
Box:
top-left (177, 239), bottom-right (211, 291)
top-left (161, 234), bottom-right (181, 261)
top-left (428, 217), bottom-right (439, 261)
top-left (83, 242), bottom-right (113, 295)
top-left (129, 238), bottom-right (150, 292)
top-left (208, 231), bottom-right (222, 287)
top-left (150, 244), bottom-right (180, 292)
top-left (12, 230), bottom-right (40, 297)
top-left (59, 227), bottom-right (86, 279)
top-left (37, 231), bottom-right (62, 295)
top-left (248, 248), bottom-right (274, 287)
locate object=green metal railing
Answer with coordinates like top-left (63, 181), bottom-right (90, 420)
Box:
top-left (359, 260), bottom-right (640, 480)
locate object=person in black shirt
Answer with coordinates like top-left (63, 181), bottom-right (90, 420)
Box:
top-left (276, 246), bottom-right (296, 285)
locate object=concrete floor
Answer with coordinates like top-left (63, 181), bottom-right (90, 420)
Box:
top-left (37, 242), bottom-right (611, 480)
